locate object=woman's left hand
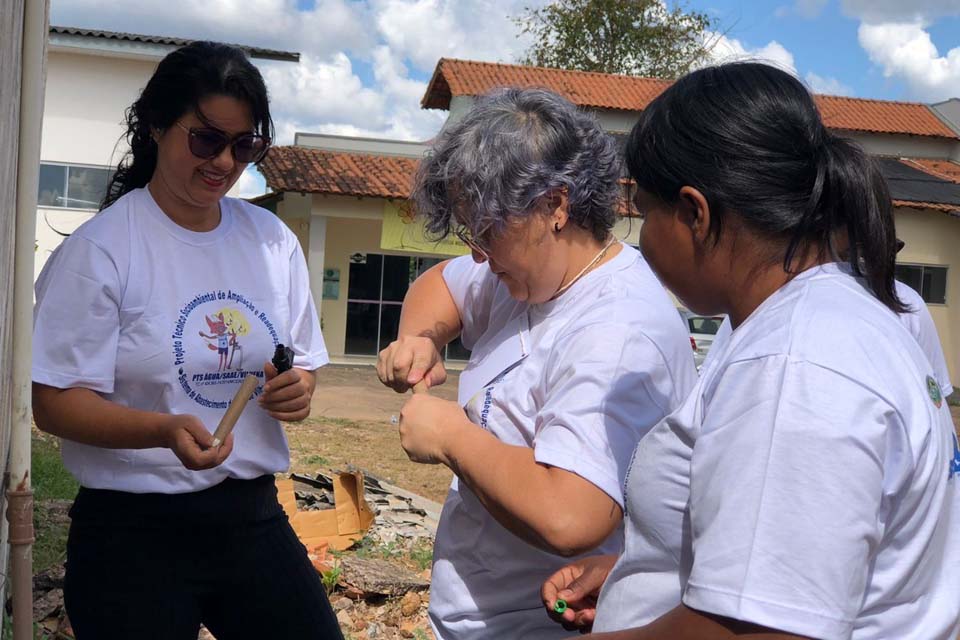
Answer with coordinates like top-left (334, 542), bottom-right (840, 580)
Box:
top-left (259, 362), bottom-right (315, 422)
top-left (398, 394), bottom-right (471, 465)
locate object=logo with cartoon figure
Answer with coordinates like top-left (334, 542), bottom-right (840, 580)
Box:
top-left (198, 309), bottom-right (250, 372)
top-left (172, 289), bottom-right (280, 409)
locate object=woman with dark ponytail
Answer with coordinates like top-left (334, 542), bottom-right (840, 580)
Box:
top-left (542, 63), bottom-right (960, 639)
top-left (33, 42), bottom-right (343, 639)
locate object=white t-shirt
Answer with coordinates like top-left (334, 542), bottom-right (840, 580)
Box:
top-left (707, 281), bottom-right (952, 398)
top-left (429, 244), bottom-right (698, 640)
top-left (595, 263), bottom-right (960, 640)
top-left (896, 280), bottom-right (953, 397)
top-left (33, 188), bottom-right (328, 494)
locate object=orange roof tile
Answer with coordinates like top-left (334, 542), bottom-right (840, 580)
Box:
top-left (259, 147), bottom-right (417, 198)
top-left (814, 96), bottom-right (957, 138)
top-left (899, 157), bottom-right (960, 183)
top-left (422, 58), bottom-right (671, 116)
top-left (422, 58), bottom-right (958, 139)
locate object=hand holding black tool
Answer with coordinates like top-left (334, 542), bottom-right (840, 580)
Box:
top-left (272, 343), bottom-right (295, 373)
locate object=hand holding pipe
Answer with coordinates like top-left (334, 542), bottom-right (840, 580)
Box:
top-left (211, 374), bottom-right (260, 448)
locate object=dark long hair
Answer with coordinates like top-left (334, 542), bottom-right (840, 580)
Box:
top-left (626, 62), bottom-right (905, 312)
top-left (101, 41), bottom-right (273, 210)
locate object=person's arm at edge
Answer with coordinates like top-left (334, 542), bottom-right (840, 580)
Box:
top-left (33, 384), bottom-right (231, 470)
top-left (584, 604), bottom-right (808, 639)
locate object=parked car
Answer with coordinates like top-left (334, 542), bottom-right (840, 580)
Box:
top-left (678, 308), bottom-right (724, 369)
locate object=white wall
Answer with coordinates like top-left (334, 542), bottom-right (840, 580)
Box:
top-left (42, 50), bottom-right (156, 166)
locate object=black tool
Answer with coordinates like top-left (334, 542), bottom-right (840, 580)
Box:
top-left (272, 343), bottom-right (295, 373)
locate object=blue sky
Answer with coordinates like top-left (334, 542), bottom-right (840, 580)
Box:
top-left (705, 0), bottom-right (959, 101)
top-left (51, 0), bottom-right (960, 195)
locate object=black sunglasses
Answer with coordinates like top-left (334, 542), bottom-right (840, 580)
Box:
top-left (175, 122), bottom-right (270, 163)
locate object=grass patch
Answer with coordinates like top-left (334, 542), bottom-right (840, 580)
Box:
top-left (344, 534), bottom-right (434, 575)
top-left (32, 432), bottom-right (79, 502)
top-left (32, 430), bottom-right (78, 573)
top-left (409, 541), bottom-right (433, 572)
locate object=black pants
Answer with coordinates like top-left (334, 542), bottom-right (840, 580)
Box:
top-left (64, 476), bottom-right (344, 640)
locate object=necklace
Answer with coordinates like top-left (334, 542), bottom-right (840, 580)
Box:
top-left (550, 236), bottom-right (617, 301)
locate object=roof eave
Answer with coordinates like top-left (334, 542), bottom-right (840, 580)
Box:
top-left (49, 27), bottom-right (300, 63)
top-left (421, 58), bottom-right (453, 110)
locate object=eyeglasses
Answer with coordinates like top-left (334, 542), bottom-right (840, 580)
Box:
top-left (175, 122), bottom-right (270, 164)
top-left (454, 226), bottom-right (490, 260)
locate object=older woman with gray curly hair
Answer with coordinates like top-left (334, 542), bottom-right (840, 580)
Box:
top-left (376, 88), bottom-right (697, 639)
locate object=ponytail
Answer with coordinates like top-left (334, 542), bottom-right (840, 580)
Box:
top-left (813, 136), bottom-right (905, 312)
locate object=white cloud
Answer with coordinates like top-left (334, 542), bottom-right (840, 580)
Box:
top-left (776, 0), bottom-right (829, 19)
top-left (257, 53), bottom-right (386, 139)
top-left (254, 47), bottom-right (444, 144)
top-left (805, 71), bottom-right (853, 95)
top-left (237, 166), bottom-right (267, 198)
top-left (373, 0), bottom-right (546, 73)
top-left (841, 0), bottom-right (960, 24)
top-left (858, 21), bottom-right (960, 101)
top-left (369, 45), bottom-right (446, 139)
top-left (704, 32), bottom-right (798, 75)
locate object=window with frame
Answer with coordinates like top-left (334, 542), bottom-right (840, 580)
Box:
top-left (38, 163), bottom-right (113, 210)
top-left (896, 264), bottom-right (947, 305)
top-left (345, 253), bottom-right (471, 360)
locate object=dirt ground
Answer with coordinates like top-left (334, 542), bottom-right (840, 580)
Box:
top-left (287, 366), bottom-right (460, 504)
top-left (311, 365), bottom-right (460, 423)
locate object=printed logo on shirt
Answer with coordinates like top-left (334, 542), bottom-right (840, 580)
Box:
top-left (478, 374), bottom-right (506, 430)
top-left (171, 289), bottom-right (279, 409)
top-left (949, 433), bottom-right (960, 481)
top-left (926, 375), bottom-right (943, 409)
top-left (465, 366), bottom-right (521, 430)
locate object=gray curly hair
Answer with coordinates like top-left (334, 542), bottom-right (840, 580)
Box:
top-left (412, 87), bottom-right (622, 244)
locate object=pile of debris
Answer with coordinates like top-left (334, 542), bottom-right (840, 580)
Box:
top-left (290, 471), bottom-right (441, 543)
top-left (287, 471), bottom-right (441, 639)
top-left (29, 562), bottom-right (72, 639)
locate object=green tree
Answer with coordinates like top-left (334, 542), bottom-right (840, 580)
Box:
top-left (515, 0), bottom-right (716, 78)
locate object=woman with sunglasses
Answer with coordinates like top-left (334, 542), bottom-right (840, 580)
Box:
top-left (541, 62), bottom-right (959, 639)
top-left (32, 42), bottom-right (343, 640)
top-left (376, 88), bottom-right (698, 639)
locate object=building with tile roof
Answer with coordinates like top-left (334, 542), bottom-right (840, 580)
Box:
top-left (261, 59), bottom-right (960, 379)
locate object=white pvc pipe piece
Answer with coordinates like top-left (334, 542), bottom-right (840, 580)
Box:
top-left (9, 1), bottom-right (48, 639)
